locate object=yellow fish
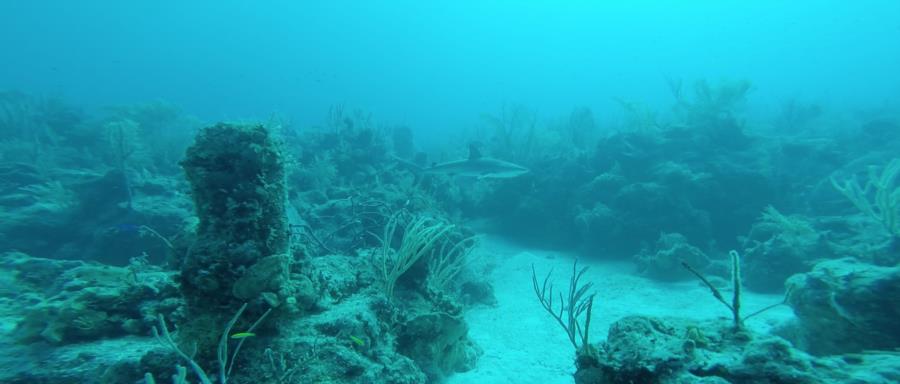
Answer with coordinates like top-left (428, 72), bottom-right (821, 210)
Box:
top-left (230, 332), bottom-right (256, 339)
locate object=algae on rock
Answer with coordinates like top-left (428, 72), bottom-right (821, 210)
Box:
top-left (180, 123), bottom-right (291, 312)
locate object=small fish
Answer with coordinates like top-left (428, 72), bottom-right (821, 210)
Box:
top-left (349, 335), bottom-right (365, 346)
top-left (230, 332), bottom-right (256, 339)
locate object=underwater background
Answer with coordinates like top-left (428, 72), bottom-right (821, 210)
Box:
top-left (1, 1), bottom-right (899, 383)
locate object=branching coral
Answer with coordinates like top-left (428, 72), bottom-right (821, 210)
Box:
top-left (427, 234), bottom-right (479, 292)
top-left (531, 259), bottom-right (596, 354)
top-left (831, 158), bottom-right (900, 239)
top-left (150, 302), bottom-right (272, 384)
top-left (378, 212), bottom-right (454, 299)
top-left (682, 250), bottom-right (790, 330)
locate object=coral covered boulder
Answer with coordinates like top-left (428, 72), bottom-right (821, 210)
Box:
top-left (576, 315), bottom-right (899, 384)
top-left (786, 257), bottom-right (900, 355)
top-left (1, 252), bottom-right (179, 345)
top-left (179, 123), bottom-right (291, 311)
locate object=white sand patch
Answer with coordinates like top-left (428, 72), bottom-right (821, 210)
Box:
top-left (448, 236), bottom-right (794, 384)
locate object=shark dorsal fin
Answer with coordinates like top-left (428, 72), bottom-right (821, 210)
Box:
top-left (468, 143), bottom-right (482, 161)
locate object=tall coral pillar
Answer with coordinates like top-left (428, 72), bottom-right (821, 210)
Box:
top-left (180, 123), bottom-right (290, 314)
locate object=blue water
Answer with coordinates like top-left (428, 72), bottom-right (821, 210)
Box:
top-left (3, 1), bottom-right (898, 139)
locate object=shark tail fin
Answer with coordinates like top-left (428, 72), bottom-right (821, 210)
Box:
top-left (391, 154), bottom-right (425, 172)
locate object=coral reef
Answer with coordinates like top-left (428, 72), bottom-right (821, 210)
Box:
top-left (2, 251), bottom-right (180, 345)
top-left (2, 78), bottom-right (899, 383)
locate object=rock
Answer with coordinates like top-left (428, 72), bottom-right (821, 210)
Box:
top-left (786, 258), bottom-right (900, 355)
top-left (397, 310), bottom-right (480, 381)
top-left (576, 315), bottom-right (898, 384)
top-left (179, 123), bottom-right (290, 312)
top-left (232, 254), bottom-right (291, 300)
top-left (0, 336), bottom-right (154, 383)
top-left (635, 232), bottom-right (710, 281)
top-left (1, 252), bottom-right (180, 345)
top-left (742, 207), bottom-right (828, 292)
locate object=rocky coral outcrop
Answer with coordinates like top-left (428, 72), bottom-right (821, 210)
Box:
top-left (179, 123), bottom-right (292, 314)
top-left (635, 232), bottom-right (710, 281)
top-left (575, 315), bottom-right (900, 384)
top-left (741, 207), bottom-right (829, 292)
top-left (786, 257), bottom-right (900, 355)
top-left (1, 251), bottom-right (180, 345)
top-left (0, 163), bottom-right (192, 266)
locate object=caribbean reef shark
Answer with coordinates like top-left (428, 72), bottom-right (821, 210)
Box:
top-left (396, 144), bottom-right (530, 179)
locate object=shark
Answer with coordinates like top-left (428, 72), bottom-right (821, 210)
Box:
top-left (396, 144), bottom-right (530, 179)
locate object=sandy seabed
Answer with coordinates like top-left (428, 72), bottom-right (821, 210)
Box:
top-left (448, 236), bottom-right (792, 384)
